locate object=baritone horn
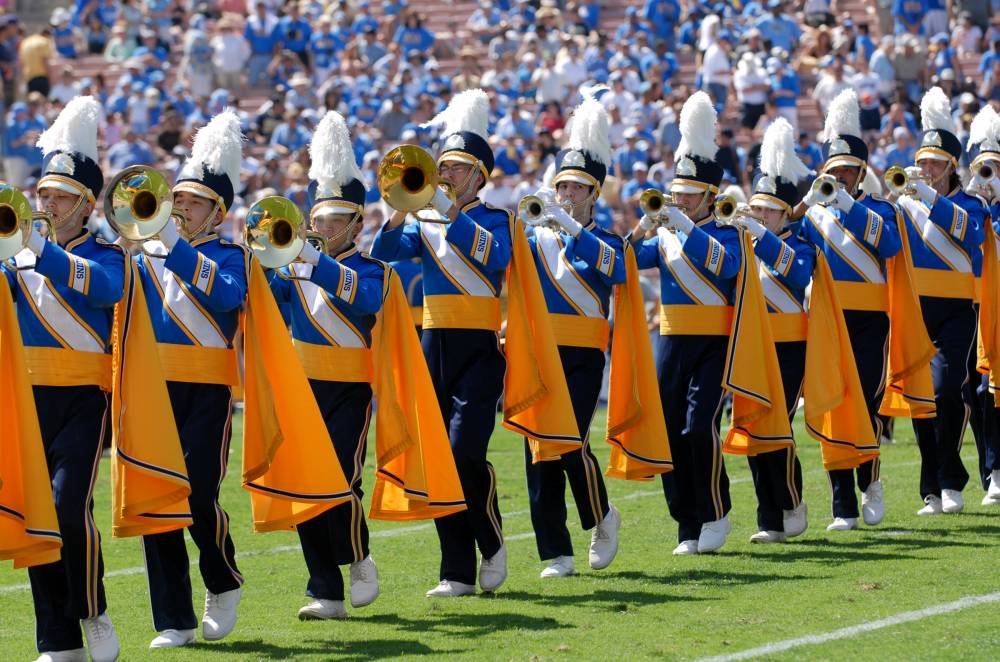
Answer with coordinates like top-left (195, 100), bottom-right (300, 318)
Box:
top-left (0, 183), bottom-right (53, 263)
top-left (377, 145), bottom-right (456, 223)
top-left (244, 195), bottom-right (327, 280)
top-left (104, 165), bottom-right (184, 246)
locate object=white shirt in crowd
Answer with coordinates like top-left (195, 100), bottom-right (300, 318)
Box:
top-left (700, 42), bottom-right (732, 86)
top-left (733, 57), bottom-right (769, 105)
top-left (812, 75), bottom-right (852, 114)
top-left (212, 33), bottom-right (251, 73)
top-left (850, 71), bottom-right (882, 109)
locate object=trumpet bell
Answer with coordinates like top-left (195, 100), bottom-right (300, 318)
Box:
top-left (0, 183), bottom-right (33, 261)
top-left (884, 166), bottom-right (909, 196)
top-left (714, 194), bottom-right (738, 222)
top-left (377, 145), bottom-right (441, 213)
top-left (105, 165), bottom-right (176, 241)
top-left (810, 174), bottom-right (840, 205)
top-left (639, 189), bottom-right (666, 217)
top-left (244, 195), bottom-right (306, 270)
top-left (517, 195), bottom-right (546, 222)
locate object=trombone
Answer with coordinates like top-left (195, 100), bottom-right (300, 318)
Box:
top-left (376, 145), bottom-right (456, 224)
top-left (244, 195), bottom-right (328, 280)
top-left (104, 165), bottom-right (185, 257)
top-left (0, 183), bottom-right (54, 264)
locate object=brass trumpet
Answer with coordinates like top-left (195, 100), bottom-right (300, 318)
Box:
top-left (884, 165), bottom-right (932, 197)
top-left (714, 194), bottom-right (739, 222)
top-left (377, 145), bottom-right (456, 223)
top-left (0, 183), bottom-right (53, 263)
top-left (809, 173), bottom-right (840, 205)
top-left (975, 161), bottom-right (995, 182)
top-left (244, 195), bottom-right (328, 280)
top-left (517, 194), bottom-right (571, 230)
top-left (639, 188), bottom-right (684, 219)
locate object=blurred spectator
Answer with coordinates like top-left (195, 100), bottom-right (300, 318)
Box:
top-left (19, 27), bottom-right (55, 97)
top-left (181, 30), bottom-right (216, 98)
top-left (212, 15), bottom-right (250, 91)
top-left (768, 57), bottom-right (800, 129)
top-left (733, 53), bottom-right (769, 135)
top-left (50, 68), bottom-right (80, 105)
top-left (754, 1), bottom-right (802, 53)
top-left (894, 0), bottom-right (926, 37)
top-left (876, 126), bottom-right (917, 171)
top-left (51, 8), bottom-right (80, 59)
top-left (277, 2), bottom-right (312, 69)
top-left (893, 35), bottom-right (927, 102)
top-left (394, 13), bottom-right (434, 56)
top-left (796, 131), bottom-right (824, 171)
top-left (245, 1), bottom-right (279, 87)
top-left (871, 36), bottom-right (897, 100)
top-left (700, 31), bottom-right (733, 112)
top-left (812, 56), bottom-right (851, 115)
top-left (270, 110), bottom-right (310, 154)
top-left (851, 54), bottom-right (883, 134)
top-left (4, 102), bottom-right (46, 188)
top-left (924, 0), bottom-right (949, 36)
top-left (106, 127), bottom-right (155, 171)
top-left (621, 161), bottom-right (654, 220)
top-left (954, 12), bottom-right (984, 55)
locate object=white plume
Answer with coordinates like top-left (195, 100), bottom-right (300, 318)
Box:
top-left (759, 118), bottom-right (810, 184)
top-left (676, 91), bottom-right (718, 161)
top-left (422, 89), bottom-right (490, 139)
top-left (920, 86), bottom-right (953, 132)
top-left (188, 110), bottom-right (244, 191)
top-left (819, 89), bottom-right (861, 141)
top-left (309, 111), bottom-right (363, 187)
top-left (565, 92), bottom-right (611, 166)
top-left (967, 104), bottom-right (1000, 150)
top-left (36, 96), bottom-right (101, 162)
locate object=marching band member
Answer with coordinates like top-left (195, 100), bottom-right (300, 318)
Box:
top-left (268, 111), bottom-right (386, 619)
top-left (520, 96), bottom-right (624, 577)
top-left (135, 112), bottom-right (248, 648)
top-left (898, 87), bottom-right (985, 516)
top-left (371, 90), bottom-right (513, 597)
top-left (799, 90), bottom-right (904, 531)
top-left (629, 91), bottom-right (741, 555)
top-left (3, 98), bottom-right (127, 662)
top-left (967, 104), bottom-right (1000, 507)
top-left (372, 89), bottom-right (576, 596)
top-left (724, 119), bottom-right (814, 543)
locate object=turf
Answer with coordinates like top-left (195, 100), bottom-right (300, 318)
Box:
top-left (2, 411), bottom-right (997, 661)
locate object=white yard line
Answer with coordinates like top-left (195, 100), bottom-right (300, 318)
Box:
top-left (696, 592), bottom-right (1000, 662)
top-left (0, 460), bottom-right (928, 595)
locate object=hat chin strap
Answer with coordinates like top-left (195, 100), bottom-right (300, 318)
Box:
top-left (453, 159), bottom-right (483, 204)
top-left (49, 193), bottom-right (89, 237)
top-left (179, 199), bottom-right (222, 241)
top-left (318, 212), bottom-right (361, 255)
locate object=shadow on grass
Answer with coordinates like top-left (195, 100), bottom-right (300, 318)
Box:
top-left (495, 587), bottom-right (702, 609)
top-left (586, 568), bottom-right (821, 587)
top-left (366, 611), bottom-right (573, 636)
top-left (207, 637), bottom-right (457, 660)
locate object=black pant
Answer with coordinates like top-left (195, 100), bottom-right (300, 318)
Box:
top-left (913, 296), bottom-right (974, 498)
top-left (524, 346), bottom-right (609, 561)
top-left (423, 328), bottom-right (506, 585)
top-left (747, 341), bottom-right (805, 532)
top-left (829, 310), bottom-right (889, 518)
top-left (27, 76), bottom-right (50, 97)
top-left (296, 380), bottom-right (372, 601)
top-left (142, 382), bottom-right (241, 632)
top-left (656, 334), bottom-right (731, 543)
top-left (28, 386), bottom-right (109, 653)
top-left (980, 377), bottom-right (1000, 486)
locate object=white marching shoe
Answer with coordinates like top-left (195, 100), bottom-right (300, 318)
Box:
top-left (861, 480), bottom-right (885, 525)
top-left (697, 515), bottom-right (731, 553)
top-left (349, 556), bottom-right (380, 608)
top-left (589, 505), bottom-right (621, 570)
top-left (672, 540), bottom-right (699, 555)
top-left (33, 650), bottom-right (87, 662)
top-left (749, 530), bottom-right (786, 544)
top-left (826, 517), bottom-right (859, 531)
top-left (783, 502), bottom-right (808, 538)
top-left (425, 580), bottom-right (476, 597)
top-left (941, 489), bottom-right (964, 513)
top-left (82, 613), bottom-right (119, 662)
top-left (149, 629), bottom-right (196, 649)
top-left (540, 555), bottom-right (575, 578)
top-left (918, 495), bottom-right (943, 515)
top-left (203, 588), bottom-right (241, 641)
top-left (983, 470), bottom-right (1000, 505)
top-left (297, 599), bottom-right (348, 620)
top-left (479, 544), bottom-right (507, 592)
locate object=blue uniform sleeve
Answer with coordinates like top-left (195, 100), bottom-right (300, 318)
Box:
top-left (633, 235), bottom-right (659, 269)
top-left (753, 230), bottom-right (813, 290)
top-left (928, 195), bottom-right (984, 254)
top-left (34, 242), bottom-right (125, 307)
top-left (841, 201), bottom-right (901, 258)
top-left (309, 255), bottom-right (383, 315)
top-left (164, 240), bottom-right (248, 312)
top-left (444, 211), bottom-right (512, 272)
top-left (370, 221), bottom-right (423, 261)
top-left (682, 224), bottom-right (740, 279)
top-left (573, 229), bottom-right (627, 285)
top-left (267, 267), bottom-right (292, 303)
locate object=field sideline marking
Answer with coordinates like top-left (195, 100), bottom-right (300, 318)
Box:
top-left (696, 591), bottom-right (1000, 662)
top-left (0, 459), bottom-right (930, 595)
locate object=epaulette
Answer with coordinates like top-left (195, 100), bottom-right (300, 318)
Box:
top-left (219, 237), bottom-right (251, 255)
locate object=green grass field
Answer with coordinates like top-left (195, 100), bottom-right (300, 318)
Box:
top-left (3, 411), bottom-right (999, 661)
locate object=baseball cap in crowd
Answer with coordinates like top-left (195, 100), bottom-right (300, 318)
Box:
top-left (766, 57), bottom-right (782, 73)
top-left (892, 127), bottom-right (909, 140)
top-left (633, 161), bottom-right (648, 172)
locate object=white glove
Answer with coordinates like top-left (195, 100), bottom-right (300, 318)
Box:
top-left (664, 206), bottom-right (694, 234)
top-left (27, 228), bottom-right (46, 256)
top-left (988, 178), bottom-right (1000, 201)
top-left (832, 188), bottom-right (855, 213)
top-left (911, 180), bottom-right (938, 206)
top-left (737, 214), bottom-right (767, 239)
top-left (298, 240), bottom-right (321, 265)
top-left (637, 214), bottom-right (656, 233)
top-left (968, 175), bottom-right (1000, 200)
top-left (533, 186), bottom-right (557, 206)
top-left (430, 187), bottom-right (453, 215)
top-left (548, 204), bottom-right (583, 237)
top-left (801, 187), bottom-right (825, 208)
top-left (159, 218), bottom-right (180, 249)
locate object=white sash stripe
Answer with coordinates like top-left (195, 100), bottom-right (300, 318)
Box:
top-left (809, 205), bottom-right (886, 284)
top-left (759, 262), bottom-right (803, 313)
top-left (536, 228), bottom-right (603, 318)
top-left (419, 222), bottom-right (494, 296)
top-left (290, 263), bottom-right (365, 348)
top-left (15, 249), bottom-right (103, 353)
top-left (145, 241), bottom-right (228, 348)
top-left (898, 197), bottom-right (973, 273)
top-left (657, 227), bottom-right (726, 306)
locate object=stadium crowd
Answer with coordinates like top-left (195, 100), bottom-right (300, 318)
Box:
top-left (2, 0), bottom-right (1000, 247)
